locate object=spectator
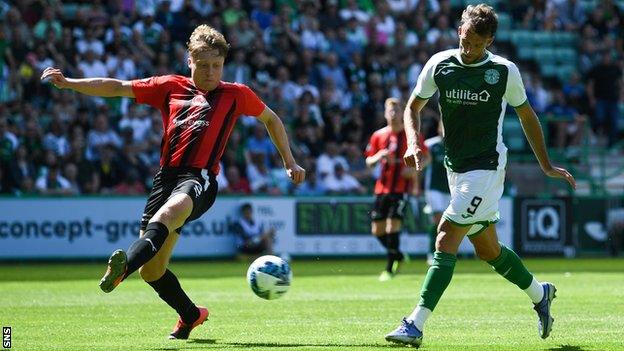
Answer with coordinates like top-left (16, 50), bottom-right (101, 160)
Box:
top-left (294, 169), bottom-right (326, 196)
top-left (8, 144), bottom-right (36, 191)
top-left (223, 49), bottom-right (251, 84)
top-left (35, 165), bottom-right (73, 196)
top-left (246, 152), bottom-right (281, 194)
top-left (225, 166), bottom-right (252, 194)
top-left (113, 168), bottom-right (146, 195)
top-left (232, 202), bottom-right (275, 256)
top-left (250, 0), bottom-right (275, 31)
top-left (545, 88), bottom-right (586, 149)
top-left (316, 141), bottom-right (349, 180)
top-left (43, 119), bottom-right (70, 157)
top-left (62, 162), bottom-right (81, 195)
top-left (324, 163), bottom-right (366, 195)
top-left (245, 123), bottom-right (276, 168)
top-left (86, 114), bottom-right (122, 161)
top-left (587, 51), bottom-right (622, 146)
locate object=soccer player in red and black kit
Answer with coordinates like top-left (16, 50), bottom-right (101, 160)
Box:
top-left (40, 25), bottom-right (305, 339)
top-left (365, 98), bottom-right (422, 281)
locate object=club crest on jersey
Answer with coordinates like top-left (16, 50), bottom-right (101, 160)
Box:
top-left (191, 95), bottom-right (211, 109)
top-left (484, 69), bottom-right (500, 85)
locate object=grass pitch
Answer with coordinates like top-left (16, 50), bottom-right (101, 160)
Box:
top-left (1, 258), bottom-right (623, 351)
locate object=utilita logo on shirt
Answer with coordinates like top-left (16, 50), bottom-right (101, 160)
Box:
top-left (445, 89), bottom-right (490, 105)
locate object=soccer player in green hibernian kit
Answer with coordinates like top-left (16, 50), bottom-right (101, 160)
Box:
top-left (385, 4), bottom-right (576, 348)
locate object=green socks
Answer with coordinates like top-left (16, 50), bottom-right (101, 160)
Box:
top-left (417, 251), bottom-right (457, 311)
top-left (487, 244), bottom-right (533, 290)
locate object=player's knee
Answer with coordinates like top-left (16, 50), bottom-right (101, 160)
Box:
top-left (153, 200), bottom-right (191, 229)
top-left (139, 263), bottom-right (167, 282)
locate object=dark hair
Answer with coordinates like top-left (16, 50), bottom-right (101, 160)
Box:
top-left (240, 203), bottom-right (252, 212)
top-left (460, 4), bottom-right (498, 37)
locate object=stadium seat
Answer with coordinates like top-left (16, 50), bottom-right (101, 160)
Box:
top-left (534, 48), bottom-right (557, 63)
top-left (510, 30), bottom-right (532, 46)
top-left (503, 116), bottom-right (526, 152)
top-left (554, 48), bottom-right (577, 64)
top-left (532, 31), bottom-right (556, 47)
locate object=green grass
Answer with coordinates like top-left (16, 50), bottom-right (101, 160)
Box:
top-left (1, 258), bottom-right (623, 351)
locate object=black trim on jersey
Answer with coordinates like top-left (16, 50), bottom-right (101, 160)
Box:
top-left (165, 97), bottom-right (191, 167)
top-left (178, 91), bottom-right (219, 167)
top-left (160, 92), bottom-right (171, 165)
top-left (389, 133), bottom-right (404, 193)
top-left (204, 101), bottom-right (236, 172)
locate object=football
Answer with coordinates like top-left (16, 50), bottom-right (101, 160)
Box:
top-left (246, 255), bottom-right (292, 300)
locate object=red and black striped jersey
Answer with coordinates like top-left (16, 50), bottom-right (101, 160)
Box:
top-left (132, 75), bottom-right (265, 175)
top-left (365, 127), bottom-right (428, 195)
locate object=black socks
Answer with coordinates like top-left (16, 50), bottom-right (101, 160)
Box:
top-left (126, 221), bottom-right (169, 277)
top-left (147, 269), bottom-right (200, 324)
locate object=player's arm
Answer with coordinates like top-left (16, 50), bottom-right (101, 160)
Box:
top-left (365, 148), bottom-right (389, 167)
top-left (515, 103), bottom-right (576, 189)
top-left (256, 106), bottom-right (305, 184)
top-left (40, 67), bottom-right (134, 98)
top-left (403, 95), bottom-right (428, 170)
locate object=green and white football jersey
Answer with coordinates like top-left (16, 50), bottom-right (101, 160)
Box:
top-left (412, 49), bottom-right (527, 173)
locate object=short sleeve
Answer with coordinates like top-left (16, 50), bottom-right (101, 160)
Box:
top-left (238, 84), bottom-right (266, 116)
top-left (411, 56), bottom-right (439, 99)
top-left (504, 63), bottom-right (528, 108)
top-left (364, 133), bottom-right (379, 157)
top-left (131, 76), bottom-right (171, 109)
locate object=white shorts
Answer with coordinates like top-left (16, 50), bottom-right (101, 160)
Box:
top-left (443, 169), bottom-right (505, 236)
top-left (425, 190), bottom-right (451, 214)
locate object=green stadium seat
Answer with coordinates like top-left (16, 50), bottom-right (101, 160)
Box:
top-left (534, 48), bottom-right (557, 63)
top-left (556, 65), bottom-right (577, 82)
top-left (510, 30), bottom-right (532, 46)
top-left (497, 13), bottom-right (512, 30)
top-left (532, 31), bottom-right (556, 47)
top-left (554, 32), bottom-right (578, 46)
top-left (540, 64), bottom-right (558, 77)
top-left (517, 46), bottom-right (535, 60)
top-left (554, 48), bottom-right (577, 64)
top-left (497, 29), bottom-right (511, 42)
top-left (503, 117), bottom-right (526, 152)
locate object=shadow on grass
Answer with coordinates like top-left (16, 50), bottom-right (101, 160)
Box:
top-left (547, 345), bottom-right (590, 351)
top-left (183, 339), bottom-right (396, 348)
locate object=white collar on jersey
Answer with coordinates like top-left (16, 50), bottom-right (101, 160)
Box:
top-left (455, 50), bottom-right (492, 67)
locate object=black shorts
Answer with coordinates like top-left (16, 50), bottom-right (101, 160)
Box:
top-left (370, 193), bottom-right (408, 221)
top-left (141, 167), bottom-right (218, 232)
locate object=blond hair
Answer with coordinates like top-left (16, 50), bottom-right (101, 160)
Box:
top-left (187, 24), bottom-right (230, 58)
top-left (385, 97), bottom-right (401, 108)
top-left (460, 4), bottom-right (498, 37)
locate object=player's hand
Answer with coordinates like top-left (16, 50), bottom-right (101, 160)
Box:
top-left (40, 67), bottom-right (70, 89)
top-left (543, 165), bottom-right (576, 189)
top-left (377, 149), bottom-right (390, 160)
top-left (286, 163), bottom-right (306, 184)
top-left (404, 147), bottom-right (425, 171)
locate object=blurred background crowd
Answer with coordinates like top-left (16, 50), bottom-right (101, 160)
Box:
top-left (0, 0), bottom-right (622, 197)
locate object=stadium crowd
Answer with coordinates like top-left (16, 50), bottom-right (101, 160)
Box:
top-left (0, 0), bottom-right (622, 196)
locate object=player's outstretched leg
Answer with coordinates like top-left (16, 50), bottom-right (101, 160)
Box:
top-left (485, 243), bottom-right (557, 339)
top-left (99, 222), bottom-right (169, 293)
top-left (146, 269), bottom-right (208, 339)
top-left (99, 249), bottom-right (128, 293)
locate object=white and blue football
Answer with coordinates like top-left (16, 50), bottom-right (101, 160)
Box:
top-left (246, 255), bottom-right (292, 300)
